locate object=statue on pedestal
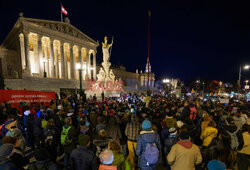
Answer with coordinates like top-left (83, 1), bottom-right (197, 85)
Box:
top-left (102, 36), bottom-right (113, 63)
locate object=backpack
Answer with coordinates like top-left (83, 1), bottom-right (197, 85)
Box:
top-left (61, 126), bottom-right (72, 145)
top-left (144, 142), bottom-right (159, 165)
top-left (189, 107), bottom-right (197, 120)
top-left (225, 128), bottom-right (240, 150)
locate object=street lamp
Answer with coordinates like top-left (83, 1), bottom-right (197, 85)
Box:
top-left (163, 78), bottom-right (170, 83)
top-left (76, 62), bottom-right (83, 96)
top-left (238, 64), bottom-right (250, 95)
top-left (42, 58), bottom-right (47, 78)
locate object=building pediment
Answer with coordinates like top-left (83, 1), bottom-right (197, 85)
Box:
top-left (21, 17), bottom-right (98, 45)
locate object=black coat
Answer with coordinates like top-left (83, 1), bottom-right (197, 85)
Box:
top-left (70, 145), bottom-right (98, 170)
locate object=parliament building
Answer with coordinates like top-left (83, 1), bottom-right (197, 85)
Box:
top-left (0, 14), bottom-right (154, 94)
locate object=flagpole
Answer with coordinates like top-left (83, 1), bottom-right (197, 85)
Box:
top-left (60, 4), bottom-right (63, 22)
top-left (109, 36), bottom-right (114, 59)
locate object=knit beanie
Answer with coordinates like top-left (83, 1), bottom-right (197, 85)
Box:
top-left (142, 119), bottom-right (151, 131)
top-left (0, 144), bottom-right (14, 158)
top-left (207, 160), bottom-right (226, 170)
top-left (78, 134), bottom-right (90, 146)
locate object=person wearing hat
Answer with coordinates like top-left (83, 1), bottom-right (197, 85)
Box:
top-left (0, 144), bottom-right (17, 170)
top-left (136, 119), bottom-right (161, 170)
top-left (164, 112), bottom-right (177, 129)
top-left (167, 131), bottom-right (202, 170)
top-left (28, 148), bottom-right (58, 170)
top-left (164, 128), bottom-right (178, 170)
top-left (70, 134), bottom-right (98, 170)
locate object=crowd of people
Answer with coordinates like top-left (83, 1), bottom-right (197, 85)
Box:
top-left (0, 93), bottom-right (249, 170)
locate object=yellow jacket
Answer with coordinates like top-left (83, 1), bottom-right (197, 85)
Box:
top-left (201, 126), bottom-right (218, 147)
top-left (238, 132), bottom-right (250, 155)
top-left (167, 141), bottom-right (202, 170)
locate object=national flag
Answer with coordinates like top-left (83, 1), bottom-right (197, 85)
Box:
top-left (61, 5), bottom-right (68, 15)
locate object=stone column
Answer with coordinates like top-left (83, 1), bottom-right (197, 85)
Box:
top-left (86, 50), bottom-right (91, 79)
top-left (70, 45), bottom-right (75, 79)
top-left (23, 31), bottom-right (31, 75)
top-left (54, 45), bottom-right (58, 78)
top-left (44, 43), bottom-right (49, 77)
top-left (60, 42), bottom-right (66, 79)
top-left (78, 47), bottom-right (82, 81)
top-left (93, 51), bottom-right (96, 80)
top-left (19, 33), bottom-right (26, 70)
top-left (37, 35), bottom-right (43, 76)
top-left (50, 39), bottom-right (55, 78)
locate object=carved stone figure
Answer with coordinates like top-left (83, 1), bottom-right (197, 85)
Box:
top-left (97, 67), bottom-right (105, 81)
top-left (109, 70), bottom-right (115, 81)
top-left (102, 36), bottom-right (113, 62)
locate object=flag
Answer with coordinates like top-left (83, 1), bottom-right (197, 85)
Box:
top-left (61, 5), bottom-right (68, 15)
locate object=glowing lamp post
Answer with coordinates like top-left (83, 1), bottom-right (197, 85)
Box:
top-left (238, 64), bottom-right (250, 96)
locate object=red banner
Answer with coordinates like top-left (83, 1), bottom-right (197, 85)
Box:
top-left (0, 90), bottom-right (55, 108)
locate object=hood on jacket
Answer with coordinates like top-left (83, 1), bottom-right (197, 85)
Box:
top-left (177, 140), bottom-right (193, 149)
top-left (140, 130), bottom-right (157, 143)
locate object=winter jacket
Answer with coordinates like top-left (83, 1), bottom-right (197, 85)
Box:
top-left (70, 145), bottom-right (99, 170)
top-left (31, 118), bottom-right (43, 137)
top-left (10, 147), bottom-right (29, 170)
top-left (238, 132), bottom-right (250, 155)
top-left (233, 116), bottom-right (246, 130)
top-left (105, 124), bottom-right (122, 142)
top-left (180, 106), bottom-right (190, 121)
top-left (222, 124), bottom-right (244, 150)
top-left (164, 117), bottom-right (177, 128)
top-left (63, 125), bottom-right (76, 153)
top-left (160, 127), bottom-right (170, 142)
top-left (167, 140), bottom-right (202, 170)
top-left (201, 126), bottom-right (218, 147)
top-left (28, 160), bottom-right (58, 170)
top-left (111, 151), bottom-right (131, 170)
top-left (93, 135), bottom-right (112, 156)
top-left (136, 130), bottom-right (161, 170)
top-left (0, 157), bottom-right (17, 170)
top-left (164, 135), bottom-right (178, 154)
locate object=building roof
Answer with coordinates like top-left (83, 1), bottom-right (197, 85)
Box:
top-left (1, 14), bottom-right (99, 49)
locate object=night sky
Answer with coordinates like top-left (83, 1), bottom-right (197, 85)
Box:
top-left (0, 0), bottom-right (250, 83)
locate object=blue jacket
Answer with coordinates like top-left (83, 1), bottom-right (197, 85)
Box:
top-left (136, 130), bottom-right (161, 170)
top-left (70, 145), bottom-right (98, 170)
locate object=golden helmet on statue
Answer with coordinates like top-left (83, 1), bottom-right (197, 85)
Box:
top-left (104, 36), bottom-right (108, 40)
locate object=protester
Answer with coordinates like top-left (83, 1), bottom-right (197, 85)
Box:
top-left (108, 140), bottom-right (131, 170)
top-left (136, 119), bottom-right (161, 170)
top-left (0, 92), bottom-right (249, 170)
top-left (0, 144), bottom-right (17, 170)
top-left (28, 148), bottom-right (58, 170)
top-left (125, 114), bottom-right (140, 170)
top-left (237, 124), bottom-right (250, 170)
top-left (70, 134), bottom-right (99, 170)
top-left (167, 131), bottom-right (202, 170)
